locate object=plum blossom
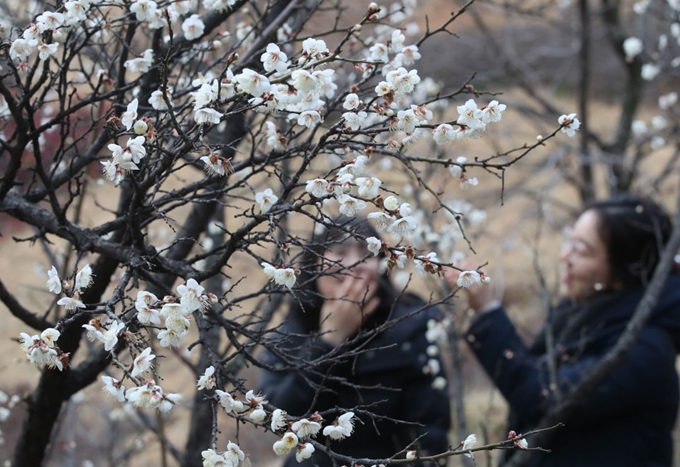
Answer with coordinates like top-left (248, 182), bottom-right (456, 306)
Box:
top-left (130, 0), bottom-right (157, 21)
top-left (177, 278), bottom-right (205, 312)
top-left (197, 365), bottom-right (216, 390)
top-left (158, 327), bottom-right (188, 348)
top-left (235, 68), bottom-right (271, 96)
top-left (343, 93), bottom-right (361, 110)
top-left (386, 67), bottom-right (420, 95)
top-left (121, 99), bottom-right (138, 130)
top-left (124, 49), bottom-right (153, 73)
top-left (338, 195), bottom-right (366, 217)
top-left (135, 291), bottom-right (161, 324)
top-left (19, 328), bottom-right (65, 371)
top-left (131, 347), bottom-right (155, 378)
top-left (457, 270), bottom-right (482, 288)
top-left (270, 408), bottom-right (287, 431)
top-left (322, 412), bottom-right (355, 440)
top-left (387, 216), bottom-right (417, 240)
top-left (383, 196), bottom-right (399, 211)
top-left (265, 121), bottom-right (285, 151)
top-left (46, 266), bottom-right (62, 294)
top-left (296, 443), bottom-right (315, 462)
top-left (301, 37), bottom-right (329, 60)
top-left (292, 418), bottom-right (322, 438)
top-left (463, 434), bottom-right (477, 459)
top-left (623, 37), bottom-right (643, 59)
top-left (57, 295), bottom-right (86, 311)
top-left (149, 88), bottom-right (173, 110)
top-left (292, 110), bottom-right (322, 129)
top-left (415, 252), bottom-right (439, 275)
top-left (366, 237), bottom-right (382, 256)
top-left (9, 39), bottom-right (36, 62)
top-left (305, 178), bottom-right (329, 198)
top-left (342, 111), bottom-right (367, 130)
top-left (182, 14), bottom-right (205, 41)
top-left (75, 264), bottom-right (94, 290)
top-left (449, 156), bottom-right (467, 177)
top-left (396, 45), bottom-right (421, 65)
top-left (201, 153), bottom-right (232, 176)
top-left (558, 113), bottom-right (580, 137)
top-left (273, 432), bottom-right (298, 455)
top-left (224, 442), bottom-right (245, 466)
top-left (367, 211), bottom-right (394, 230)
top-left (215, 390), bottom-right (244, 413)
top-left (355, 176), bottom-right (381, 198)
top-left (36, 41), bottom-right (59, 61)
top-left (261, 43), bottom-right (288, 73)
top-left (369, 42), bottom-right (389, 62)
top-left (255, 188), bottom-right (278, 213)
top-left (194, 108), bottom-right (223, 125)
top-left (36, 11), bottom-right (65, 32)
top-left (641, 63), bottom-right (660, 81)
top-left (101, 375), bottom-right (126, 402)
top-left (480, 100), bottom-right (506, 124)
top-left (457, 99), bottom-right (485, 130)
top-left (274, 268), bottom-right (297, 289)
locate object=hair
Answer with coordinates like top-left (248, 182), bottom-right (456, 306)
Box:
top-left (585, 195), bottom-right (673, 287)
top-left (288, 217), bottom-right (399, 334)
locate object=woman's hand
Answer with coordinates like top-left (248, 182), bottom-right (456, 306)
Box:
top-left (318, 275), bottom-right (380, 346)
top-left (444, 262), bottom-right (497, 313)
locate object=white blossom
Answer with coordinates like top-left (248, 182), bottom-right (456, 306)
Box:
top-left (270, 408), bottom-right (287, 431)
top-left (457, 270), bottom-right (482, 288)
top-left (194, 108), bottom-right (223, 125)
top-left (463, 434), bottom-right (477, 458)
top-left (57, 295), bottom-right (86, 311)
top-left (305, 178), bottom-right (329, 198)
top-left (75, 264), bottom-right (94, 290)
top-left (343, 93), bottom-right (361, 110)
top-left (296, 443), bottom-right (315, 462)
top-left (215, 390), bottom-right (244, 413)
top-left (641, 63), bottom-right (660, 81)
top-left (387, 216), bottom-right (417, 240)
top-left (338, 195), bottom-right (366, 217)
top-left (273, 432), bottom-right (298, 456)
top-left (273, 268), bottom-right (297, 289)
top-left (224, 442), bottom-right (245, 465)
top-left (291, 418), bottom-right (322, 438)
top-left (182, 14), bottom-right (205, 41)
top-left (558, 113), bottom-right (580, 137)
top-left (355, 176), bottom-right (381, 198)
top-left (235, 68), bottom-right (271, 96)
top-left (124, 49), bottom-right (153, 73)
top-left (255, 188), bottom-right (278, 213)
top-left (121, 99), bottom-right (138, 130)
top-left (261, 43), bottom-right (288, 73)
top-left (101, 375), bottom-right (126, 402)
top-left (197, 365), bottom-right (216, 390)
top-left (46, 266), bottom-right (62, 294)
top-left (177, 278), bottom-right (205, 312)
top-left (342, 111), bottom-right (367, 130)
top-left (480, 100), bottom-right (506, 124)
top-left (366, 237), bottom-right (382, 256)
top-left (36, 41), bottom-right (59, 61)
top-left (149, 88), bottom-right (173, 110)
top-left (131, 347), bottom-right (156, 378)
top-left (623, 37), bottom-right (643, 58)
top-left (457, 99), bottom-right (485, 130)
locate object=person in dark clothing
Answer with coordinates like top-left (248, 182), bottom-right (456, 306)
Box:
top-left (258, 218), bottom-right (451, 467)
top-left (446, 195), bottom-right (680, 467)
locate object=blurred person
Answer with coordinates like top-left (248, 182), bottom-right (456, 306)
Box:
top-left (446, 195), bottom-right (680, 467)
top-left (259, 218), bottom-right (450, 467)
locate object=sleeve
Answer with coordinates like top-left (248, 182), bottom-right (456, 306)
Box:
top-left (397, 330), bottom-right (451, 462)
top-left (466, 307), bottom-right (677, 424)
top-left (257, 326), bottom-right (354, 416)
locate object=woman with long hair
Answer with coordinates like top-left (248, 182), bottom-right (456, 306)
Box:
top-left (446, 195), bottom-right (680, 466)
top-left (259, 217), bottom-right (450, 467)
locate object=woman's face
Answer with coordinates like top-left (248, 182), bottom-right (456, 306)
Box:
top-left (559, 209), bottom-right (618, 302)
top-left (316, 241), bottom-right (381, 299)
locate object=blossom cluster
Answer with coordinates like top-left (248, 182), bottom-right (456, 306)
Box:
top-left (19, 328), bottom-right (68, 371)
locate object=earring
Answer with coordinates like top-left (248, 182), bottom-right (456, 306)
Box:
top-left (593, 283), bottom-right (604, 291)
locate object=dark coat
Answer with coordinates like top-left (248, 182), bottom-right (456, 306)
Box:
top-left (258, 295), bottom-right (451, 467)
top-left (466, 274), bottom-right (680, 467)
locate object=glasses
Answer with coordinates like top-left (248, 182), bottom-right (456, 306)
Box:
top-left (561, 226), bottom-right (591, 257)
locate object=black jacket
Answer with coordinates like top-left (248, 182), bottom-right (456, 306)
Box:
top-left (258, 295), bottom-right (451, 467)
top-left (466, 274), bottom-right (680, 467)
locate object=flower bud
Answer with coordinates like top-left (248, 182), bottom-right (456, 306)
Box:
top-left (133, 120), bottom-right (148, 135)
